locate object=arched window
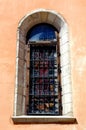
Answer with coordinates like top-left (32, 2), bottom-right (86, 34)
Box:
top-left (25, 23), bottom-right (62, 116)
top-left (12, 9), bottom-right (76, 123)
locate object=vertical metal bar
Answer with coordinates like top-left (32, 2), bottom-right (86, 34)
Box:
top-left (56, 43), bottom-right (59, 115)
top-left (48, 48), bottom-right (50, 114)
top-left (53, 49), bottom-right (55, 114)
top-left (57, 38), bottom-right (62, 115)
top-left (43, 48), bottom-right (44, 114)
top-left (44, 48), bottom-right (45, 114)
top-left (37, 47), bottom-right (40, 112)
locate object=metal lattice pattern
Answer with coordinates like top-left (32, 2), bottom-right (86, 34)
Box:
top-left (28, 45), bottom-right (61, 115)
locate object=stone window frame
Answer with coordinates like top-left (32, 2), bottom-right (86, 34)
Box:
top-left (12, 9), bottom-right (76, 123)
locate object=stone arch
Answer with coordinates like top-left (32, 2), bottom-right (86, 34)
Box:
top-left (13, 9), bottom-right (74, 123)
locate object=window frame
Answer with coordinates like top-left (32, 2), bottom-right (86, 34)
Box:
top-left (12, 9), bottom-right (76, 123)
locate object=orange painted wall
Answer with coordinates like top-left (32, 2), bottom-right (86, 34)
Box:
top-left (0, 0), bottom-right (86, 129)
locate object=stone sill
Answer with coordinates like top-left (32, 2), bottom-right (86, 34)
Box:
top-left (12, 115), bottom-right (76, 124)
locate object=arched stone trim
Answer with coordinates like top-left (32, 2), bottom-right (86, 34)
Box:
top-left (13, 9), bottom-right (75, 123)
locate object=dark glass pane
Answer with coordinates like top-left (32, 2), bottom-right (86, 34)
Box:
top-left (28, 24), bottom-right (56, 41)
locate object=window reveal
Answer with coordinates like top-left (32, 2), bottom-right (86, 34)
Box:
top-left (27, 45), bottom-right (62, 115)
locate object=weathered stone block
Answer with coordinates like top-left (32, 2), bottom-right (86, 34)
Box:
top-left (15, 85), bottom-right (23, 95)
top-left (16, 104), bottom-right (22, 116)
top-left (41, 12), bottom-right (48, 22)
top-left (61, 74), bottom-right (71, 86)
top-left (60, 52), bottom-right (70, 67)
top-left (47, 13), bottom-right (56, 24)
top-left (61, 64), bottom-right (71, 77)
top-left (60, 42), bottom-right (70, 54)
top-left (17, 94), bottom-right (23, 105)
top-left (54, 16), bottom-right (64, 31)
top-left (31, 12), bottom-right (41, 23)
top-left (18, 48), bottom-right (25, 59)
top-left (59, 23), bottom-right (68, 37)
top-left (60, 32), bottom-right (69, 45)
top-left (62, 93), bottom-right (72, 104)
top-left (62, 83), bottom-right (72, 94)
top-left (63, 102), bottom-right (73, 116)
top-left (17, 32), bottom-right (26, 44)
top-left (16, 58), bottom-right (25, 68)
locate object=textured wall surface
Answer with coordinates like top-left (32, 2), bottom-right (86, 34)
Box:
top-left (0, 0), bottom-right (86, 129)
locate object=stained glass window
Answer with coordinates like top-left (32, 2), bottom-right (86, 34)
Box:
top-left (26, 24), bottom-right (62, 116)
top-left (27, 45), bottom-right (61, 115)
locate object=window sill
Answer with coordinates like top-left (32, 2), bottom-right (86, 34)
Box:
top-left (12, 115), bottom-right (76, 124)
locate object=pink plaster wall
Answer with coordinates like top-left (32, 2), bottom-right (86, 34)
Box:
top-left (0, 0), bottom-right (86, 129)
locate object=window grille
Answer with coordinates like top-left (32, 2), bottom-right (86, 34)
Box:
top-left (27, 45), bottom-right (62, 115)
